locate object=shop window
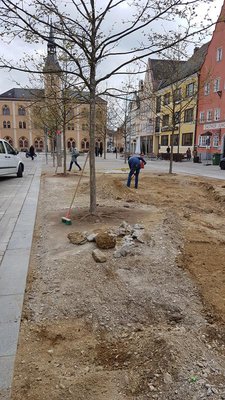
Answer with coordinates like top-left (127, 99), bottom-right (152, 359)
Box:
top-left (161, 135), bottom-right (168, 146)
top-left (182, 133), bottom-right (193, 146)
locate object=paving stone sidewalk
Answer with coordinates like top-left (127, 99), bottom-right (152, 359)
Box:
top-left (0, 157), bottom-right (42, 400)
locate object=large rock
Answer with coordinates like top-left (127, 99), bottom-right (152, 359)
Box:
top-left (92, 249), bottom-right (107, 263)
top-left (67, 232), bottom-right (87, 245)
top-left (95, 232), bottom-right (116, 249)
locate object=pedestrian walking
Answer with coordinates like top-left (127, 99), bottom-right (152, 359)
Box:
top-left (99, 143), bottom-right (103, 157)
top-left (127, 155), bottom-right (146, 189)
top-left (29, 145), bottom-right (35, 160)
top-left (166, 146), bottom-right (170, 154)
top-left (68, 143), bottom-right (82, 171)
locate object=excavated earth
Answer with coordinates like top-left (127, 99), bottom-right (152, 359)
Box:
top-left (11, 167), bottom-right (225, 400)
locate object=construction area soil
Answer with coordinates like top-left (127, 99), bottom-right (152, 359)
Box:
top-left (11, 167), bottom-right (225, 400)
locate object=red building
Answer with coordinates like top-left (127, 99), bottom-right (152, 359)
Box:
top-left (196, 1), bottom-right (225, 161)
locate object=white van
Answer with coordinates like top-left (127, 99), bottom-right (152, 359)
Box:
top-left (0, 139), bottom-right (24, 178)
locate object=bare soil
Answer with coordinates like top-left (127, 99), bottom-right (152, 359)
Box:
top-left (11, 168), bottom-right (225, 399)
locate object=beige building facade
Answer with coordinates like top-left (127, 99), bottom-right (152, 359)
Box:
top-left (0, 26), bottom-right (107, 153)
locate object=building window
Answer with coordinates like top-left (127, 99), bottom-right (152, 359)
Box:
top-left (199, 112), bottom-right (205, 123)
top-left (156, 96), bottom-right (161, 113)
top-left (7, 121), bottom-right (11, 128)
top-left (19, 121), bottom-right (26, 129)
top-left (186, 82), bottom-right (194, 97)
top-left (214, 78), bottom-right (220, 92)
top-left (161, 135), bottom-right (168, 146)
top-left (184, 108), bottom-right (194, 123)
top-left (155, 116), bottom-right (160, 132)
top-left (182, 132), bottom-right (193, 146)
top-left (81, 107), bottom-right (88, 118)
top-left (199, 136), bottom-right (207, 147)
top-left (207, 110), bottom-right (213, 122)
top-left (162, 114), bottom-right (169, 127)
top-left (2, 105), bottom-right (10, 115)
top-left (67, 123), bottom-right (74, 130)
top-left (174, 88), bottom-right (181, 102)
top-left (204, 83), bottom-right (210, 95)
top-left (171, 134), bottom-right (179, 146)
top-left (214, 108), bottom-right (220, 121)
top-left (174, 111), bottom-right (181, 124)
top-left (67, 138), bottom-right (76, 149)
top-left (163, 93), bottom-right (170, 106)
top-left (34, 137), bottom-right (44, 151)
top-left (217, 48), bottom-right (222, 62)
top-left (3, 136), bottom-right (13, 146)
top-left (3, 120), bottom-right (7, 128)
top-left (81, 138), bottom-right (89, 150)
top-left (82, 123), bottom-right (88, 131)
top-left (18, 136), bottom-right (29, 150)
top-left (67, 108), bottom-right (74, 119)
top-left (213, 135), bottom-right (219, 147)
top-left (18, 106), bottom-right (26, 116)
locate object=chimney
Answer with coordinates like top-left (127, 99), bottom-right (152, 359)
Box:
top-left (194, 46), bottom-right (199, 54)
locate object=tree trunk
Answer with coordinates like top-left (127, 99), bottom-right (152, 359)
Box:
top-left (169, 128), bottom-right (175, 174)
top-left (63, 124), bottom-right (67, 175)
top-left (89, 87), bottom-right (96, 214)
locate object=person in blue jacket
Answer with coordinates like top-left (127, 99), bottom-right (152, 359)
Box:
top-left (127, 154), bottom-right (146, 189)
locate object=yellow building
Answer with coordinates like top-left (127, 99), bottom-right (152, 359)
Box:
top-left (0, 26), bottom-right (107, 153)
top-left (155, 44), bottom-right (208, 156)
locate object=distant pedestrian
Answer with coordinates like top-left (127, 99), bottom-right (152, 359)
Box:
top-left (166, 146), bottom-right (170, 154)
top-left (99, 143), bottom-right (103, 157)
top-left (95, 145), bottom-right (98, 157)
top-left (186, 147), bottom-right (191, 160)
top-left (68, 143), bottom-right (81, 171)
top-left (29, 145), bottom-right (35, 160)
top-left (127, 155), bottom-right (146, 189)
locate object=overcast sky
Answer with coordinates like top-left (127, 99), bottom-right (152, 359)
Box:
top-left (0, 0), bottom-right (223, 94)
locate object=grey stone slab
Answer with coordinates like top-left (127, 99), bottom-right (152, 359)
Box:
top-left (0, 295), bottom-right (24, 324)
top-left (0, 217), bottom-right (17, 244)
top-left (13, 219), bottom-right (35, 232)
top-left (0, 322), bottom-right (20, 356)
top-left (0, 249), bottom-right (30, 295)
top-left (0, 244), bottom-right (7, 253)
top-left (0, 355), bottom-right (15, 389)
top-left (7, 230), bottom-right (33, 250)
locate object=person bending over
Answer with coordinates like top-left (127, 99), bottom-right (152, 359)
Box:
top-left (127, 155), bottom-right (146, 189)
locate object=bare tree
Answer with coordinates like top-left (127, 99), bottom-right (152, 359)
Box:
top-left (0, 0), bottom-right (215, 212)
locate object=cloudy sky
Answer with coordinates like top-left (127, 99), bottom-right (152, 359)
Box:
top-left (0, 0), bottom-right (223, 94)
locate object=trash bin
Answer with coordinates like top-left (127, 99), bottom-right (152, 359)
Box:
top-left (212, 153), bottom-right (221, 166)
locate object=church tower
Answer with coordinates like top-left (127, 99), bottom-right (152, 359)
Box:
top-left (43, 22), bottom-right (62, 97)
top-left (43, 23), bottom-right (62, 159)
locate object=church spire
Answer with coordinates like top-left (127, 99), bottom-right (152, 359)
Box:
top-left (47, 21), bottom-right (56, 56)
top-left (43, 22), bottom-right (61, 73)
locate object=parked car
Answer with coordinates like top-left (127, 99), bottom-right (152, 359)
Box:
top-left (0, 138), bottom-right (24, 177)
top-left (220, 157), bottom-right (225, 170)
